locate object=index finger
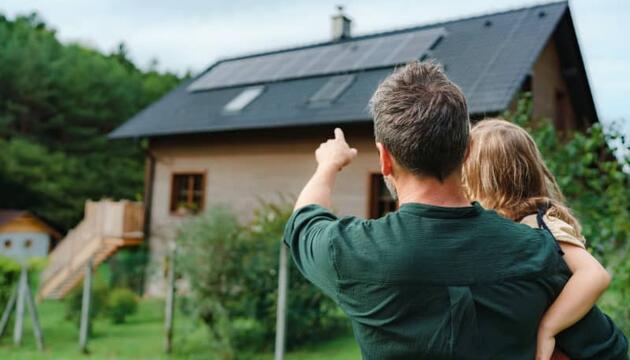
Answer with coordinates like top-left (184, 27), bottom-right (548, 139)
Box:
top-left (334, 128), bottom-right (345, 141)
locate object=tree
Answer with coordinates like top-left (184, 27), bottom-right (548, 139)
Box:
top-left (0, 12), bottom-right (181, 230)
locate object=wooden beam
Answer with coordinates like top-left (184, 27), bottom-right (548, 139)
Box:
top-left (0, 286), bottom-right (17, 338)
top-left (13, 266), bottom-right (27, 346)
top-left (24, 275), bottom-right (44, 351)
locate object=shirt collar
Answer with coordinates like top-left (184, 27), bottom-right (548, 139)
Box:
top-left (397, 201), bottom-right (483, 219)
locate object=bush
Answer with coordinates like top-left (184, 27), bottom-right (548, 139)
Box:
top-left (506, 94), bottom-right (630, 335)
top-left (108, 246), bottom-right (149, 295)
top-left (64, 278), bottom-right (109, 331)
top-left (0, 255), bottom-right (20, 305)
top-left (106, 287), bottom-right (138, 324)
top-left (177, 202), bottom-right (347, 355)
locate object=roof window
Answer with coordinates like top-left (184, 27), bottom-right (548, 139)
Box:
top-left (223, 86), bottom-right (264, 113)
top-left (309, 75), bottom-right (355, 107)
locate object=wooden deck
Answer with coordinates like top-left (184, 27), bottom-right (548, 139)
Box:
top-left (39, 200), bottom-right (144, 300)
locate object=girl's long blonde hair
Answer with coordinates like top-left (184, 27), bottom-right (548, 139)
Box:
top-left (462, 118), bottom-right (582, 236)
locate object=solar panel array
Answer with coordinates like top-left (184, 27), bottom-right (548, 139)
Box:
top-left (188, 27), bottom-right (446, 92)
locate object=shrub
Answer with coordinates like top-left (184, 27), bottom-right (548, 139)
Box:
top-left (0, 255), bottom-right (20, 305)
top-left (106, 287), bottom-right (138, 324)
top-left (177, 202), bottom-right (347, 355)
top-left (64, 278), bottom-right (109, 331)
top-left (108, 246), bottom-right (149, 295)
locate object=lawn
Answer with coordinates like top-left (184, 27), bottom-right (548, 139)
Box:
top-left (0, 299), bottom-right (360, 359)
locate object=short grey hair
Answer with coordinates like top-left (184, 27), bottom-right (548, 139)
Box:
top-left (369, 61), bottom-right (470, 181)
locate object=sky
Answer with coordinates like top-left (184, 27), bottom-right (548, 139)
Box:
top-left (1, 0), bottom-right (628, 129)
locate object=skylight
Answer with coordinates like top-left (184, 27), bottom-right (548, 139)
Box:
top-left (309, 75), bottom-right (355, 107)
top-left (223, 86), bottom-right (265, 113)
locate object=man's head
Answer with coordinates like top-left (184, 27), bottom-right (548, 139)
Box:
top-left (369, 61), bottom-right (470, 183)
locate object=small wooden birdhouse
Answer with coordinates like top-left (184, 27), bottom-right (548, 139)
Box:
top-left (0, 210), bottom-right (61, 263)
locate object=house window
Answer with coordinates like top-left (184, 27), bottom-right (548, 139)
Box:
top-left (170, 173), bottom-right (206, 215)
top-left (368, 173), bottom-right (398, 218)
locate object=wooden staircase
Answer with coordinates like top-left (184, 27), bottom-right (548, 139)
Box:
top-left (39, 200), bottom-right (144, 300)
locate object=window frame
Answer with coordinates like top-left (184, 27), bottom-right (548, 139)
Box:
top-left (169, 171), bottom-right (207, 216)
top-left (366, 172), bottom-right (398, 219)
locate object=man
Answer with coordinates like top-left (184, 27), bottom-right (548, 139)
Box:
top-left (283, 61), bottom-right (628, 359)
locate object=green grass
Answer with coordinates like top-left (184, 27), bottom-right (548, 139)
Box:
top-left (0, 299), bottom-right (360, 359)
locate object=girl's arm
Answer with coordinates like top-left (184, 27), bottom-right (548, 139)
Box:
top-left (536, 243), bottom-right (612, 360)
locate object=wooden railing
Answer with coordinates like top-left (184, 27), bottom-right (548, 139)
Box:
top-left (39, 200), bottom-right (143, 299)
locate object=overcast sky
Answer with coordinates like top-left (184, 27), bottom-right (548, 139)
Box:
top-left (1, 0), bottom-right (628, 128)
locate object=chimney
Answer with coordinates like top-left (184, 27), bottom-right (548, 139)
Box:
top-left (331, 5), bottom-right (351, 41)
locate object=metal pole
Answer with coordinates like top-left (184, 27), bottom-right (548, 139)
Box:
top-left (0, 285), bottom-right (17, 338)
top-left (13, 266), bottom-right (27, 346)
top-left (274, 244), bottom-right (289, 360)
top-left (79, 258), bottom-right (93, 353)
top-left (164, 245), bottom-right (176, 353)
top-left (24, 273), bottom-right (44, 351)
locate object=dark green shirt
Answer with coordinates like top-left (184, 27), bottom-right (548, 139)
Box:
top-left (283, 203), bottom-right (628, 360)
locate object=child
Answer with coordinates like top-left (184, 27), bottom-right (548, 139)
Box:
top-left (462, 119), bottom-right (612, 360)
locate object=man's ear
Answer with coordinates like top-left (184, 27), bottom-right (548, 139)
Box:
top-left (376, 142), bottom-right (393, 176)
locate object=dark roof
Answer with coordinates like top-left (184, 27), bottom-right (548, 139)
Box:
top-left (110, 1), bottom-right (576, 139)
top-left (0, 209), bottom-right (25, 227)
top-left (0, 209), bottom-right (62, 239)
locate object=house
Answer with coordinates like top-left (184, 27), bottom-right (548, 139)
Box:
top-left (0, 210), bottom-right (61, 262)
top-left (110, 1), bottom-right (597, 295)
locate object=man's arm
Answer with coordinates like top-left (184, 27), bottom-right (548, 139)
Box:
top-left (555, 305), bottom-right (628, 360)
top-left (294, 128), bottom-right (357, 210)
top-left (544, 263), bottom-right (629, 359)
top-left (282, 128), bottom-right (358, 298)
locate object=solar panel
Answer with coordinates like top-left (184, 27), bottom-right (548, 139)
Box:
top-left (188, 27), bottom-right (446, 92)
top-left (309, 75), bottom-right (356, 106)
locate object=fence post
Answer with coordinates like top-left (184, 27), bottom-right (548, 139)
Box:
top-left (79, 258), bottom-right (92, 353)
top-left (274, 243), bottom-right (289, 360)
top-left (164, 245), bottom-right (176, 353)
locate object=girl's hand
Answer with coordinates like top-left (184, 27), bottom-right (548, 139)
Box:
top-left (536, 330), bottom-right (556, 360)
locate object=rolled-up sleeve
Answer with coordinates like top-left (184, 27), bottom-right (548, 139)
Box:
top-left (283, 205), bottom-right (341, 299)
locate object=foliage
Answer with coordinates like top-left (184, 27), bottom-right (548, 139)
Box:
top-left (505, 94), bottom-right (630, 334)
top-left (0, 13), bottom-right (182, 230)
top-left (0, 255), bottom-right (20, 305)
top-left (108, 246), bottom-right (150, 295)
top-left (64, 278), bottom-right (109, 331)
top-left (177, 202), bottom-right (348, 356)
top-left (106, 288), bottom-right (139, 324)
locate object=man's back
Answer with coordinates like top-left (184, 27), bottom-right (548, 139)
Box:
top-left (284, 202), bottom-right (628, 359)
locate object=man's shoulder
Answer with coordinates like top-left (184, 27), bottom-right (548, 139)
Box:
top-left (476, 208), bottom-right (551, 242)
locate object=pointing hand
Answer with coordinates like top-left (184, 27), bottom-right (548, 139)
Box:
top-left (315, 128), bottom-right (358, 171)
